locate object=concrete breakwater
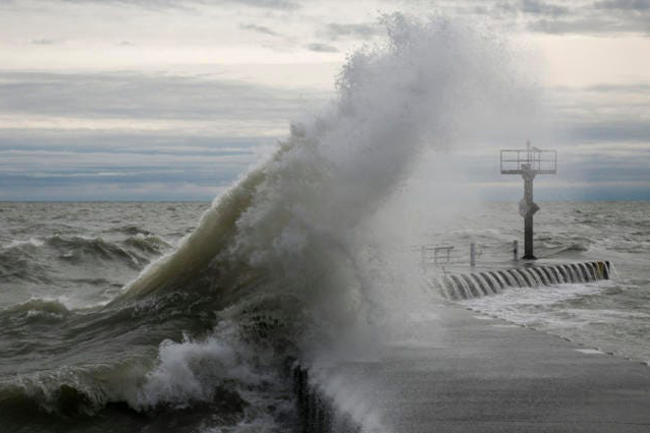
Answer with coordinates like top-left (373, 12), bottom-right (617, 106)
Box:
top-left (433, 260), bottom-right (611, 300)
top-left (292, 260), bottom-right (627, 432)
top-left (291, 302), bottom-right (650, 433)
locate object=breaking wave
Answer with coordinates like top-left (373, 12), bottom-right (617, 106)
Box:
top-left (0, 14), bottom-right (537, 433)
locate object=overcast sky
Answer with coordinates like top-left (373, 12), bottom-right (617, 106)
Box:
top-left (1, 0), bottom-right (649, 201)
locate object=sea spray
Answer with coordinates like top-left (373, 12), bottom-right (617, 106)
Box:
top-left (113, 12), bottom-right (538, 406)
top-left (115, 14), bottom-right (534, 338)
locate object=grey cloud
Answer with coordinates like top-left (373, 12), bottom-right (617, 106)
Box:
top-left (0, 70), bottom-right (329, 201)
top-left (59, 0), bottom-right (301, 9)
top-left (527, 12), bottom-right (650, 34)
top-left (0, 131), bottom-right (265, 200)
top-left (549, 84), bottom-right (650, 143)
top-left (32, 39), bottom-right (56, 45)
top-left (305, 42), bottom-right (339, 53)
top-left (0, 71), bottom-right (329, 121)
top-left (594, 0), bottom-right (650, 10)
top-left (0, 129), bottom-right (267, 156)
top-left (491, 2), bottom-right (520, 15)
top-left (472, 0), bottom-right (649, 34)
top-left (565, 121), bottom-right (650, 143)
top-left (323, 22), bottom-right (381, 40)
top-left (52, 0), bottom-right (301, 11)
top-left (584, 83), bottom-right (650, 93)
top-left (240, 23), bottom-right (282, 37)
top-left (472, 0), bottom-right (567, 18)
top-left (520, 0), bottom-right (569, 16)
top-left (527, 17), bottom-right (627, 33)
top-left (230, 0), bottom-right (299, 9)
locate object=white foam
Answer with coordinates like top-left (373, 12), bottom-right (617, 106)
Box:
top-left (575, 348), bottom-right (604, 355)
top-left (3, 237), bottom-right (44, 249)
top-left (131, 335), bottom-right (264, 410)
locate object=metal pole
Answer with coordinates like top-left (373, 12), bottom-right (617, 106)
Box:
top-left (520, 141), bottom-right (534, 260)
top-left (470, 242), bottom-right (476, 267)
top-left (520, 163), bottom-right (538, 260)
top-left (523, 174), bottom-right (535, 259)
top-left (513, 240), bottom-right (518, 261)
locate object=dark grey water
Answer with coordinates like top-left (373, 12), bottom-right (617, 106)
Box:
top-left (0, 202), bottom-right (201, 307)
top-left (0, 202), bottom-right (297, 433)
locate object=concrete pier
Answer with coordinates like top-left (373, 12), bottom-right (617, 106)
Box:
top-left (295, 304), bottom-right (650, 433)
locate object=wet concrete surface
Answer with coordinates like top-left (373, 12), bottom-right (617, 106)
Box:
top-left (309, 304), bottom-right (650, 432)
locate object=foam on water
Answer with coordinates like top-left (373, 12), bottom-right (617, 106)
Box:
top-left (132, 334), bottom-right (264, 410)
top-left (462, 282), bottom-right (607, 324)
top-left (3, 238), bottom-right (45, 249)
top-left (461, 276), bottom-right (650, 363)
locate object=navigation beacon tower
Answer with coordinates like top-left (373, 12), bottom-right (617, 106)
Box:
top-left (500, 141), bottom-right (557, 260)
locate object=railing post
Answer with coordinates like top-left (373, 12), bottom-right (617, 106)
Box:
top-left (470, 242), bottom-right (476, 267)
top-left (513, 240), bottom-right (518, 261)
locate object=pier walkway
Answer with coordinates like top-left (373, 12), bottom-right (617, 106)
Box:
top-left (302, 303), bottom-right (650, 432)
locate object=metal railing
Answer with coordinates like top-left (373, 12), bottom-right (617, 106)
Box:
top-left (405, 243), bottom-right (487, 268)
top-left (399, 240), bottom-right (519, 271)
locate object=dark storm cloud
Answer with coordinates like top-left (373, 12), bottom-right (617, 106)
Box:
top-left (305, 42), bottom-right (339, 53)
top-left (0, 71), bottom-right (328, 121)
top-left (240, 23), bottom-right (282, 36)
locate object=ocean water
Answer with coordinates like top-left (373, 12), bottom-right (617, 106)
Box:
top-left (1, 201), bottom-right (648, 432)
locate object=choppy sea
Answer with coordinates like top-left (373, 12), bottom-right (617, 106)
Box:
top-left (1, 201), bottom-right (648, 433)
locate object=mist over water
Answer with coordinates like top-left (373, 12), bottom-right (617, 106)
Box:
top-left (0, 14), bottom-right (549, 433)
